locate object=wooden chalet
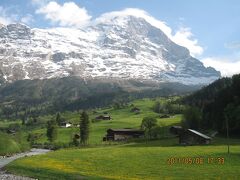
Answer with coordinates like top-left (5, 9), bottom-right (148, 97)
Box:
top-left (160, 114), bottom-right (170, 118)
top-left (95, 115), bottom-right (111, 120)
top-left (130, 107), bottom-right (140, 113)
top-left (179, 129), bottom-right (211, 145)
top-left (60, 122), bottom-right (72, 128)
top-left (103, 128), bottom-right (144, 141)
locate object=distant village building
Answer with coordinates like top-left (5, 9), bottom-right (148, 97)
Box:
top-left (95, 115), bottom-right (111, 120)
top-left (130, 107), bottom-right (140, 113)
top-left (179, 129), bottom-right (211, 145)
top-left (103, 128), bottom-right (144, 141)
top-left (7, 129), bottom-right (16, 134)
top-left (160, 114), bottom-right (170, 118)
top-left (60, 122), bottom-right (72, 128)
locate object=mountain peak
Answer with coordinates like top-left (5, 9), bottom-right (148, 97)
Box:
top-left (0, 15), bottom-right (220, 85)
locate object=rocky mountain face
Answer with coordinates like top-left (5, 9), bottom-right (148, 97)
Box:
top-left (0, 16), bottom-right (220, 85)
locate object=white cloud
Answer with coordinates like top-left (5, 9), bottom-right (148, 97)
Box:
top-left (172, 27), bottom-right (203, 57)
top-left (21, 14), bottom-right (34, 25)
top-left (95, 8), bottom-right (173, 39)
top-left (201, 57), bottom-right (240, 77)
top-left (36, 1), bottom-right (91, 27)
top-left (95, 8), bottom-right (203, 57)
top-left (0, 6), bottom-right (17, 25)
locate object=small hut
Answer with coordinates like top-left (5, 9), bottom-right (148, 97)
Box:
top-left (130, 107), bottom-right (140, 113)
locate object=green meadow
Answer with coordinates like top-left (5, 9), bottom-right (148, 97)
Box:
top-left (3, 98), bottom-right (240, 179)
top-left (31, 98), bottom-right (181, 145)
top-left (6, 139), bottom-right (240, 179)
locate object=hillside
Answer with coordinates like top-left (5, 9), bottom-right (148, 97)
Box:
top-left (183, 74), bottom-right (240, 135)
top-left (0, 77), bottom-right (200, 116)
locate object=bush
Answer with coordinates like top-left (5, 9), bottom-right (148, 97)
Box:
top-left (141, 117), bottom-right (157, 139)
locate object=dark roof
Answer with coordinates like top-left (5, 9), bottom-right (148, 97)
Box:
top-left (188, 129), bottom-right (211, 139)
top-left (171, 126), bottom-right (182, 129)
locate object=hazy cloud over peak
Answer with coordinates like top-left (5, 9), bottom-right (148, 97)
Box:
top-left (96, 8), bottom-right (203, 57)
top-left (36, 1), bottom-right (91, 27)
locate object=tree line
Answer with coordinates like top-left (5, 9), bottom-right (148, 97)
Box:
top-left (182, 74), bottom-right (240, 135)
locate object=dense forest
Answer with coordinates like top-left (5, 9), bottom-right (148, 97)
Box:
top-left (184, 74), bottom-right (240, 135)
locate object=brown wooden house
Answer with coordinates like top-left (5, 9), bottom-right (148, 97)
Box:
top-left (103, 128), bottom-right (144, 141)
top-left (179, 129), bottom-right (211, 145)
top-left (95, 115), bottom-right (111, 120)
top-left (130, 107), bottom-right (140, 113)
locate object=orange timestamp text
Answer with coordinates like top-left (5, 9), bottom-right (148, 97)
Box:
top-left (167, 157), bottom-right (225, 165)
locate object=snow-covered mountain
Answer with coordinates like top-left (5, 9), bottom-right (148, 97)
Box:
top-left (0, 15), bottom-right (220, 85)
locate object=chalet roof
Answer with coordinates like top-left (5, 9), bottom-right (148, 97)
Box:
top-left (188, 129), bottom-right (211, 139)
top-left (171, 126), bottom-right (182, 129)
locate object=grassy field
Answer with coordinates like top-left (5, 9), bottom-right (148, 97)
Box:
top-left (4, 98), bottom-right (240, 179)
top-left (6, 138), bottom-right (240, 179)
top-left (32, 98), bottom-right (182, 145)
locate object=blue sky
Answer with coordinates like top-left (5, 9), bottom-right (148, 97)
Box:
top-left (0, 0), bottom-right (240, 76)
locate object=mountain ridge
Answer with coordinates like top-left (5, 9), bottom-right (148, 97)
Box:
top-left (0, 15), bottom-right (220, 85)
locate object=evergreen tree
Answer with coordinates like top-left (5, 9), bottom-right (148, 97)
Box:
top-left (56, 112), bottom-right (61, 126)
top-left (46, 120), bottom-right (57, 142)
top-left (181, 106), bottom-right (202, 130)
top-left (80, 111), bottom-right (90, 145)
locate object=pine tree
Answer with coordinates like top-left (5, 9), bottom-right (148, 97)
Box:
top-left (56, 112), bottom-right (61, 126)
top-left (47, 120), bottom-right (57, 142)
top-left (80, 111), bottom-right (90, 145)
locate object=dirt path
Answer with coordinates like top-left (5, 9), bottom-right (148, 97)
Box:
top-left (0, 148), bottom-right (50, 180)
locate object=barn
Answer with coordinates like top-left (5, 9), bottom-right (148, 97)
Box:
top-left (179, 129), bottom-right (211, 145)
top-left (95, 115), bottom-right (111, 120)
top-left (103, 128), bottom-right (144, 141)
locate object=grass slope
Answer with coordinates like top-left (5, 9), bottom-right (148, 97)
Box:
top-left (6, 138), bottom-right (240, 179)
top-left (32, 98), bottom-right (181, 145)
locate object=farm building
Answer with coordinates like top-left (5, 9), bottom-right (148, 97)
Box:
top-left (130, 107), bottom-right (140, 113)
top-left (160, 114), bottom-right (170, 118)
top-left (103, 128), bottom-right (144, 141)
top-left (179, 129), bottom-right (211, 145)
top-left (95, 115), bottom-right (111, 120)
top-left (7, 129), bottom-right (16, 134)
top-left (60, 122), bottom-right (72, 128)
